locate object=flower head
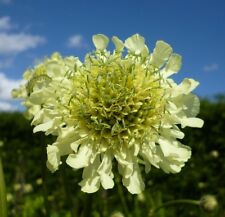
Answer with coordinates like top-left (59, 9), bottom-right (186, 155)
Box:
top-left (200, 195), bottom-right (218, 212)
top-left (13, 34), bottom-right (204, 194)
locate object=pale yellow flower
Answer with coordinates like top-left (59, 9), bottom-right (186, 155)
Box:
top-left (13, 34), bottom-right (203, 194)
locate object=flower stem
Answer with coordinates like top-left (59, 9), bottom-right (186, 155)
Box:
top-left (149, 199), bottom-right (200, 216)
top-left (116, 177), bottom-right (131, 217)
top-left (40, 135), bottom-right (50, 217)
top-left (60, 163), bottom-right (77, 217)
top-left (0, 156), bottom-right (7, 217)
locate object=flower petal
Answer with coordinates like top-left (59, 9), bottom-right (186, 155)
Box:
top-left (158, 137), bottom-right (191, 159)
top-left (92, 34), bottom-right (109, 50)
top-left (173, 93), bottom-right (200, 117)
top-left (157, 138), bottom-right (191, 173)
top-left (124, 34), bottom-right (146, 55)
top-left (33, 120), bottom-right (54, 133)
top-left (66, 144), bottom-right (93, 169)
top-left (97, 152), bottom-right (114, 189)
top-left (112, 36), bottom-right (124, 52)
top-left (114, 148), bottom-right (133, 178)
top-left (171, 78), bottom-right (199, 97)
top-left (162, 53), bottom-right (182, 77)
top-left (46, 145), bottom-right (60, 172)
top-left (160, 127), bottom-right (185, 139)
top-left (180, 117), bottom-right (204, 128)
top-left (122, 161), bottom-right (145, 194)
top-left (140, 142), bottom-right (161, 168)
top-left (79, 156), bottom-right (101, 193)
top-left (150, 40), bottom-right (172, 68)
top-left (80, 175), bottom-right (100, 193)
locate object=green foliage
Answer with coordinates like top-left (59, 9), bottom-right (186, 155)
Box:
top-left (22, 195), bottom-right (44, 217)
top-left (0, 97), bottom-right (224, 217)
top-left (0, 155), bottom-right (7, 217)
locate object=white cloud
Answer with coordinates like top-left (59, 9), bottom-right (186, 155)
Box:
top-left (0, 32), bottom-right (45, 55)
top-left (0, 73), bottom-right (23, 111)
top-left (0, 100), bottom-right (17, 111)
top-left (0, 16), bottom-right (12, 31)
top-left (0, 72), bottom-right (22, 112)
top-left (0, 72), bottom-right (22, 100)
top-left (203, 63), bottom-right (219, 72)
top-left (0, 16), bottom-right (46, 55)
top-left (67, 34), bottom-right (87, 48)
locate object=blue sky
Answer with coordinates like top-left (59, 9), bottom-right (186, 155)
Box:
top-left (0, 0), bottom-right (224, 110)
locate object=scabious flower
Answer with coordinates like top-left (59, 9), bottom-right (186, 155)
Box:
top-left (13, 34), bottom-right (204, 194)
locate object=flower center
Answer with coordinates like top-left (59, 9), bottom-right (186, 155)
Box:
top-left (69, 58), bottom-right (165, 145)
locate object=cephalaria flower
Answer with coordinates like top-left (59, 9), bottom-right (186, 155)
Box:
top-left (13, 34), bottom-right (204, 194)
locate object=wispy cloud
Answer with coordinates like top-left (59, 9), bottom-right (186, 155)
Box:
top-left (0, 16), bottom-right (45, 111)
top-left (0, 33), bottom-right (45, 55)
top-left (0, 101), bottom-right (18, 111)
top-left (203, 63), bottom-right (219, 72)
top-left (0, 72), bottom-right (22, 100)
top-left (0, 16), bottom-right (46, 55)
top-left (0, 72), bottom-right (22, 111)
top-left (0, 16), bottom-right (13, 31)
top-left (67, 34), bottom-right (87, 49)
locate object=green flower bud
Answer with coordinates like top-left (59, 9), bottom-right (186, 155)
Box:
top-left (200, 195), bottom-right (218, 212)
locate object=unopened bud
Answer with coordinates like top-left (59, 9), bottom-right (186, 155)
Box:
top-left (110, 211), bottom-right (124, 217)
top-left (137, 192), bottom-right (145, 202)
top-left (210, 150), bottom-right (219, 158)
top-left (7, 193), bottom-right (13, 202)
top-left (200, 195), bottom-right (218, 212)
top-left (24, 183), bottom-right (33, 193)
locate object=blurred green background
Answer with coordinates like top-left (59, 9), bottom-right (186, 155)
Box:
top-left (0, 96), bottom-right (225, 217)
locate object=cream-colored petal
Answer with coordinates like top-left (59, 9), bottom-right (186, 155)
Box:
top-left (92, 34), bottom-right (109, 50)
top-left (140, 142), bottom-right (161, 168)
top-left (31, 109), bottom-right (44, 125)
top-left (112, 36), bottom-right (124, 52)
top-left (69, 137), bottom-right (88, 152)
top-left (79, 175), bottom-right (100, 193)
top-left (159, 160), bottom-right (184, 173)
top-left (124, 34), bottom-right (146, 55)
top-left (100, 173), bottom-right (114, 189)
top-left (79, 156), bottom-right (101, 193)
top-left (46, 145), bottom-right (60, 172)
top-left (173, 94), bottom-right (200, 117)
top-left (122, 161), bottom-right (145, 194)
top-left (33, 120), bottom-right (54, 133)
top-left (45, 117), bottom-right (63, 135)
top-left (141, 44), bottom-right (149, 57)
top-left (97, 152), bottom-right (114, 189)
top-left (156, 140), bottom-right (191, 173)
top-left (171, 78), bottom-right (199, 97)
top-left (66, 144), bottom-right (93, 169)
top-left (161, 53), bottom-right (182, 77)
top-left (29, 88), bottom-right (52, 105)
top-left (150, 40), bottom-right (172, 68)
top-left (114, 149), bottom-right (133, 178)
top-left (160, 127), bottom-right (184, 139)
top-left (158, 137), bottom-right (191, 159)
top-left (180, 117), bottom-right (204, 128)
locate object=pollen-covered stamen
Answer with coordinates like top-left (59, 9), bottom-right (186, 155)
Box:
top-left (69, 58), bottom-right (165, 144)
